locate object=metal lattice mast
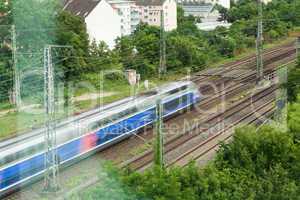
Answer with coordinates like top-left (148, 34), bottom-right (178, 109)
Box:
top-left (159, 10), bottom-right (166, 78)
top-left (154, 99), bottom-right (164, 168)
top-left (11, 25), bottom-right (21, 108)
top-left (43, 45), bottom-right (59, 192)
top-left (256, 0), bottom-right (264, 83)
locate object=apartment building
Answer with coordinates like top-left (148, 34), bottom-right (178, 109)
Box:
top-left (178, 0), bottom-right (230, 9)
top-left (63, 0), bottom-right (178, 48)
top-left (136, 0), bottom-right (177, 31)
top-left (64, 0), bottom-right (121, 48)
top-left (109, 0), bottom-right (137, 35)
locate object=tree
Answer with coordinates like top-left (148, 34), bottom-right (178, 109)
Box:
top-left (129, 23), bottom-right (160, 76)
top-left (288, 98), bottom-right (300, 141)
top-left (55, 10), bottom-right (89, 78)
top-left (120, 124), bottom-right (300, 200)
top-left (0, 0), bottom-right (12, 103)
top-left (167, 35), bottom-right (207, 71)
top-left (214, 4), bottom-right (229, 22)
top-left (176, 6), bottom-right (199, 36)
top-left (115, 36), bottom-right (136, 70)
top-left (55, 10), bottom-right (90, 108)
top-left (89, 39), bottom-right (121, 72)
top-left (282, 57), bottom-right (300, 103)
top-left (227, 0), bottom-right (257, 22)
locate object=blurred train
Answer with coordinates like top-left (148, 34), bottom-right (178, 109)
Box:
top-left (0, 81), bottom-right (200, 196)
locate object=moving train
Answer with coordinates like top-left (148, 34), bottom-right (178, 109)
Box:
top-left (0, 81), bottom-right (201, 195)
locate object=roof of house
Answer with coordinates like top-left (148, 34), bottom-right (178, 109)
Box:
top-left (134, 0), bottom-right (166, 6)
top-left (63, 0), bottom-right (102, 18)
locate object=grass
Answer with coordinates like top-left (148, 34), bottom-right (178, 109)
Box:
top-left (0, 35), bottom-right (298, 139)
top-left (0, 112), bottom-right (45, 138)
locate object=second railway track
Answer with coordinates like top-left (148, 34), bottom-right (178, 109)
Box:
top-left (122, 84), bottom-right (277, 171)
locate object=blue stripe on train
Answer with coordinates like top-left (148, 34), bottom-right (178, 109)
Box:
top-left (0, 93), bottom-right (197, 191)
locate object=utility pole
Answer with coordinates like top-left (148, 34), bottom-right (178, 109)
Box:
top-left (159, 10), bottom-right (166, 78)
top-left (256, 0), bottom-right (264, 84)
top-left (154, 99), bottom-right (164, 168)
top-left (11, 25), bottom-right (21, 108)
top-left (43, 45), bottom-right (59, 192)
top-left (297, 37), bottom-right (300, 59)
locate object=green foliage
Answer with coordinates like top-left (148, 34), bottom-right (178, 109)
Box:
top-left (0, 59), bottom-right (12, 102)
top-left (55, 10), bottom-right (90, 80)
top-left (177, 7), bottom-right (198, 36)
top-left (282, 58), bottom-right (300, 103)
top-left (115, 23), bottom-right (160, 77)
top-left (0, 0), bottom-right (12, 102)
top-left (227, 0), bottom-right (299, 43)
top-left (120, 125), bottom-right (300, 200)
top-left (167, 35), bottom-right (207, 71)
top-left (288, 99), bottom-right (300, 141)
top-left (1, 0), bottom-right (299, 103)
top-left (228, 0), bottom-right (258, 22)
top-left (214, 4), bottom-right (230, 22)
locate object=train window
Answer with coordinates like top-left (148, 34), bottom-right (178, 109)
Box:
top-left (88, 122), bottom-right (100, 131)
top-left (0, 143), bottom-right (44, 167)
top-left (118, 107), bottom-right (138, 119)
top-left (167, 85), bottom-right (188, 95)
top-left (164, 95), bottom-right (188, 111)
top-left (87, 107), bottom-right (138, 132)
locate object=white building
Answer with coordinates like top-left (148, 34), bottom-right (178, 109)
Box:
top-left (108, 0), bottom-right (140, 35)
top-left (64, 0), bottom-right (121, 48)
top-left (135, 0), bottom-right (177, 31)
top-left (178, 0), bottom-right (230, 9)
top-left (63, 0), bottom-right (178, 48)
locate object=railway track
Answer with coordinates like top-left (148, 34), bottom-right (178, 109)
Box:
top-left (122, 84), bottom-right (277, 171)
top-left (169, 99), bottom-right (275, 168)
top-left (192, 45), bottom-right (295, 84)
top-left (121, 49), bottom-right (296, 171)
top-left (2, 40), bottom-right (297, 199)
top-left (0, 41), bottom-right (296, 148)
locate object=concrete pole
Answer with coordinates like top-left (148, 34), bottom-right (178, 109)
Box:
top-left (154, 99), bottom-right (164, 168)
top-left (256, 0), bottom-right (264, 84)
top-left (159, 10), bottom-right (166, 78)
top-left (11, 25), bottom-right (22, 109)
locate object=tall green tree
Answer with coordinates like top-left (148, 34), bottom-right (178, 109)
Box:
top-left (177, 6), bottom-right (198, 36)
top-left (55, 10), bottom-right (89, 79)
top-left (0, 0), bottom-right (12, 102)
top-left (282, 57), bottom-right (300, 103)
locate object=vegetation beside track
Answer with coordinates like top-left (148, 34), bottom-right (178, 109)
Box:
top-left (0, 0), bottom-right (299, 138)
top-left (73, 100), bottom-right (300, 200)
top-left (74, 58), bottom-right (300, 200)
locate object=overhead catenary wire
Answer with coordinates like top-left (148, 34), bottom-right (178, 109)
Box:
top-left (0, 46), bottom-right (186, 75)
top-left (0, 53), bottom-right (176, 86)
